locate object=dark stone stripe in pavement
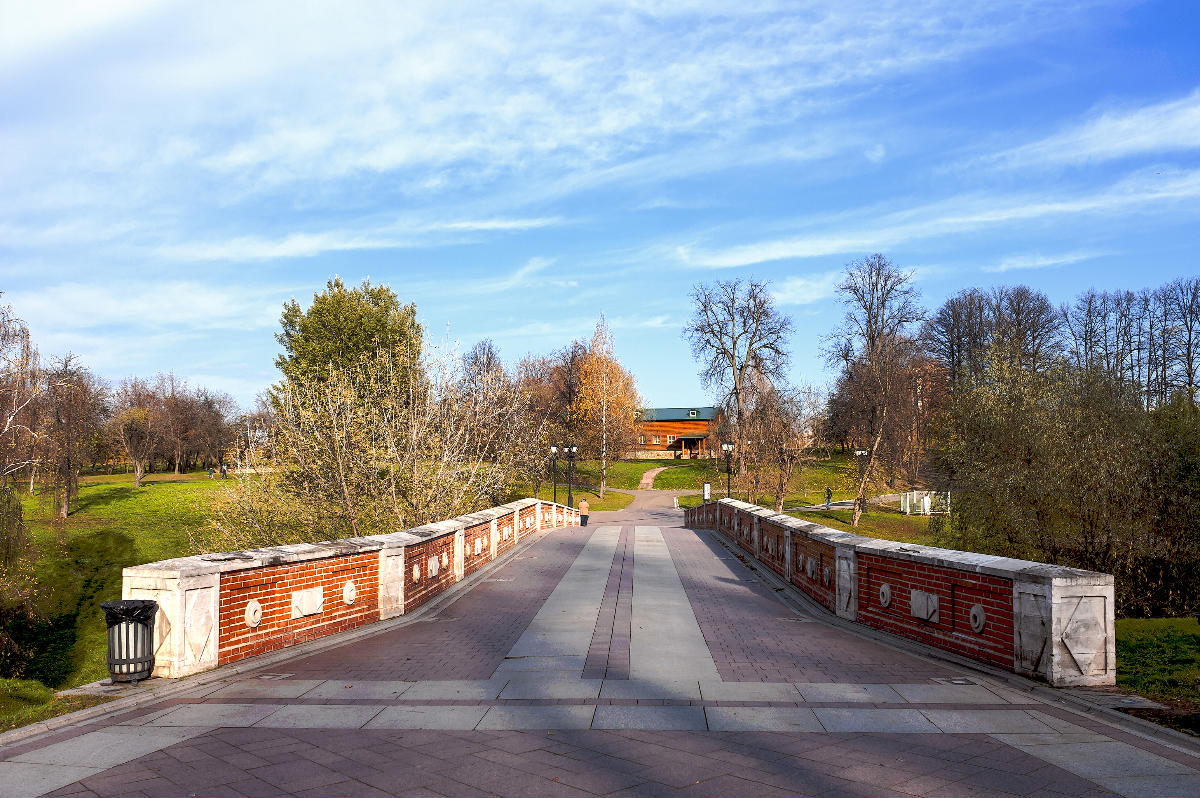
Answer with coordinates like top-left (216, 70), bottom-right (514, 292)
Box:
top-left (257, 524), bottom-right (595, 681)
top-left (662, 525), bottom-right (956, 683)
top-left (582, 526), bottom-right (637, 680)
top-left (39, 726), bottom-right (1123, 798)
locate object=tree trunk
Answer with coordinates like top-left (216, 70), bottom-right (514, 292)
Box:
top-left (134, 459), bottom-right (145, 488)
top-left (852, 408), bottom-right (887, 528)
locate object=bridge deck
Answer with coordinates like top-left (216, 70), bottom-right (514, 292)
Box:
top-left (2, 495), bottom-right (1198, 798)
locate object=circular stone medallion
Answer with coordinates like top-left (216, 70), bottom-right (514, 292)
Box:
top-left (878, 583), bottom-right (892, 608)
top-left (343, 580), bottom-right (357, 605)
top-left (970, 603), bottom-right (987, 633)
top-left (244, 599), bottom-right (262, 628)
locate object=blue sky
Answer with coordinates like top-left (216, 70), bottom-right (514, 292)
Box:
top-left (1, 0), bottom-right (1198, 409)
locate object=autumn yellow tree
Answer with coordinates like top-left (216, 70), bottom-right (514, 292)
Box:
top-left (571, 317), bottom-right (641, 498)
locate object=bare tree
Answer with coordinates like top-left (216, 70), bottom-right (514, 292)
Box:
top-left (682, 279), bottom-right (793, 464)
top-left (991, 285), bottom-right (1062, 372)
top-left (112, 378), bottom-right (160, 487)
top-left (921, 288), bottom-right (992, 385)
top-left (826, 254), bottom-right (924, 526)
top-left (39, 356), bottom-right (107, 518)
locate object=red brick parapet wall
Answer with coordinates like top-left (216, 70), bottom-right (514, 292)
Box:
top-left (685, 499), bottom-right (1116, 688)
top-left (122, 499), bottom-right (579, 678)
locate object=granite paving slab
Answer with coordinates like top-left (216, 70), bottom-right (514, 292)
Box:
top-left (591, 705), bottom-right (708, 730)
top-left (814, 708), bottom-right (942, 733)
top-left (362, 705), bottom-right (489, 730)
top-left (920, 709), bottom-right (1058, 733)
top-left (793, 683), bottom-right (904, 703)
top-left (301, 680), bottom-right (414, 699)
top-left (598, 679), bottom-right (702, 700)
top-left (146, 703), bottom-right (283, 727)
top-left (476, 705), bottom-right (596, 730)
top-left (698, 681), bottom-right (801, 702)
top-left (252, 704), bottom-right (384, 728)
top-left (704, 706), bottom-right (824, 732)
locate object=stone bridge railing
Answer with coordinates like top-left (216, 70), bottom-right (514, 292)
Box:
top-left (685, 499), bottom-right (1115, 687)
top-left (122, 499), bottom-right (579, 678)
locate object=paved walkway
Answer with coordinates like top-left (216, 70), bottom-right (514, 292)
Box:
top-left (3, 493), bottom-right (1199, 797)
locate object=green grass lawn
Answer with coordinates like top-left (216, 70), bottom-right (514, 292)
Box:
top-left (786, 507), bottom-right (936, 545)
top-left (567, 459), bottom-right (667, 490)
top-left (533, 485), bottom-right (634, 512)
top-left (1115, 617), bottom-right (1200, 706)
top-left (0, 678), bottom-right (113, 733)
top-left (16, 472), bottom-right (224, 693)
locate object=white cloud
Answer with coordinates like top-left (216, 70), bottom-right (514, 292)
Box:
top-left (772, 270), bottom-right (842, 305)
top-left (677, 169), bottom-right (1200, 268)
top-left (982, 250), bottom-right (1105, 273)
top-left (7, 281), bottom-right (283, 332)
top-left (864, 144), bottom-right (887, 163)
top-left (989, 88), bottom-right (1200, 168)
top-left (153, 218), bottom-right (561, 261)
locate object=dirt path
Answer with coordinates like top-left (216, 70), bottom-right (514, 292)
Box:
top-left (636, 465), bottom-right (674, 490)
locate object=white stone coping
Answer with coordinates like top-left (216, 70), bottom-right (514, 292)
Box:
top-left (692, 498), bottom-right (1112, 586)
top-left (123, 498), bottom-right (568, 580)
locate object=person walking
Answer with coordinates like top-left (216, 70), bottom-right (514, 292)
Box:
top-left (825, 486), bottom-right (832, 510)
top-left (578, 498), bottom-right (589, 527)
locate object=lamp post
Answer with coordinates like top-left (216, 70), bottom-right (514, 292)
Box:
top-left (565, 445), bottom-right (578, 508)
top-left (721, 441), bottom-right (735, 498)
top-left (550, 446), bottom-right (559, 504)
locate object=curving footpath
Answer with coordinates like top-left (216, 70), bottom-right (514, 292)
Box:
top-left (1, 492), bottom-right (1198, 798)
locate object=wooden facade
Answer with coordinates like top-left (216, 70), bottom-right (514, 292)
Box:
top-left (633, 407), bottom-right (723, 459)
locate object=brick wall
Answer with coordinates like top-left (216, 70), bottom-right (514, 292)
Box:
top-left (217, 552), bottom-right (378, 665)
top-left (790, 534), bottom-right (836, 612)
top-left (124, 498), bottom-right (579, 678)
top-left (684, 498), bottom-right (1115, 688)
top-left (856, 552), bottom-right (1014, 668)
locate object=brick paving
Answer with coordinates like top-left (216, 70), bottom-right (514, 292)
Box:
top-left (583, 528), bottom-right (634, 680)
top-left (41, 728), bottom-right (1123, 798)
top-left (273, 525), bottom-right (594, 681)
top-left (4, 492), bottom-right (1200, 797)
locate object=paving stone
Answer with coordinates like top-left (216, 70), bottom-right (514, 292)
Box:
top-left (591, 705), bottom-right (708, 730)
top-left (146, 703), bottom-right (283, 727)
top-left (599, 679), bottom-right (701, 700)
top-left (302, 681), bottom-right (414, 700)
top-left (497, 675), bottom-right (602, 700)
top-left (920, 709), bottom-right (1057, 734)
top-left (704, 707), bottom-right (823, 732)
top-left (400, 680), bottom-right (508, 700)
top-left (363, 706), bottom-right (489, 730)
top-left (0, 762), bottom-right (101, 798)
top-left (1009, 741), bottom-right (1197, 778)
top-left (794, 683), bottom-right (904, 703)
top-left (209, 680), bottom-right (326, 699)
top-left (1096, 774), bottom-right (1200, 797)
top-left (814, 708), bottom-right (942, 733)
top-left (476, 706), bottom-right (595, 730)
top-left (890, 684), bottom-right (1019, 704)
top-left (10, 726), bottom-right (208, 769)
top-left (253, 705), bottom-right (385, 729)
top-left (698, 681), bottom-right (801, 702)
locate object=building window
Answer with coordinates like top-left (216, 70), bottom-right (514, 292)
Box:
top-left (689, 409), bottom-right (697, 417)
top-left (639, 435), bottom-right (645, 444)
top-left (667, 435), bottom-right (675, 444)
top-left (653, 435), bottom-right (661, 444)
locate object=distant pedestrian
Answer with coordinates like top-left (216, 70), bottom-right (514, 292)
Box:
top-left (219, 464), bottom-right (228, 478)
top-left (579, 498), bottom-right (589, 527)
top-left (207, 467), bottom-right (214, 479)
top-left (825, 486), bottom-right (832, 510)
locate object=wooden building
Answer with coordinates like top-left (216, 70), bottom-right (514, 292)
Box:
top-left (633, 407), bottom-right (724, 459)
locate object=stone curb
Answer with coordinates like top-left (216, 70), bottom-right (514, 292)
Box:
top-left (0, 524), bottom-right (560, 752)
top-left (698, 527), bottom-right (1200, 760)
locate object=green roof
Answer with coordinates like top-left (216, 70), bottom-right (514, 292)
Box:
top-left (638, 407), bottom-right (719, 422)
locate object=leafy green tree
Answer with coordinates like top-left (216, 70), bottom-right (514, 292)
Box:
top-left (275, 278), bottom-right (422, 382)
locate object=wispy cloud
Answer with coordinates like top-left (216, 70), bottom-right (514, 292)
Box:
top-left (676, 169), bottom-right (1200, 268)
top-left (988, 88), bottom-right (1200, 168)
top-left (982, 250), bottom-right (1105, 273)
top-left (772, 271), bottom-right (842, 305)
top-left (153, 218), bottom-right (561, 261)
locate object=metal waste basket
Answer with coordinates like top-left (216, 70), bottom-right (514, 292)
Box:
top-left (101, 599), bottom-right (158, 684)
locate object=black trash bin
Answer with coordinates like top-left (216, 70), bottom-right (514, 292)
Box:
top-left (101, 599), bottom-right (158, 684)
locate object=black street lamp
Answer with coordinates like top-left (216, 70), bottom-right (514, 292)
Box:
top-left (720, 441), bottom-right (735, 498)
top-left (550, 446), bottom-right (559, 504)
top-left (564, 445), bottom-right (578, 507)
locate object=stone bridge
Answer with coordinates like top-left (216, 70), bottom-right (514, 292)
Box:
top-left (0, 493), bottom-right (1197, 798)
